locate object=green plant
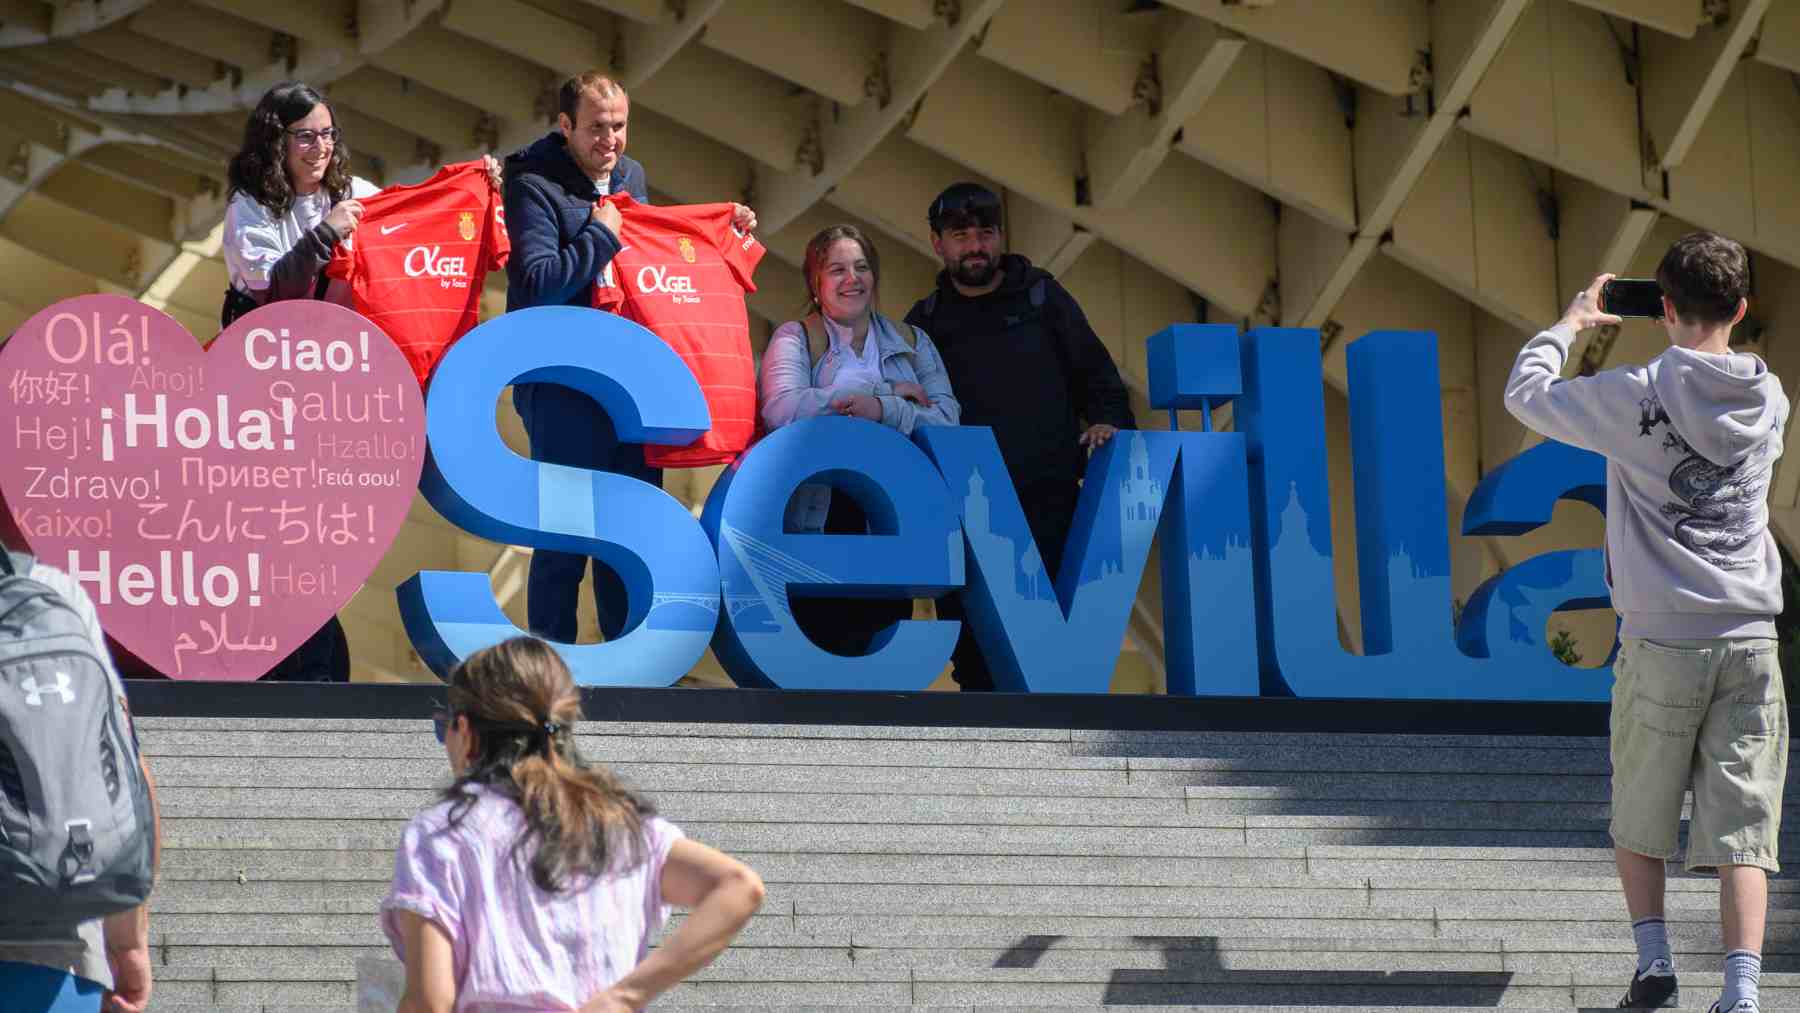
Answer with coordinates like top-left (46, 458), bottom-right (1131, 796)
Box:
top-left (1549, 629), bottom-right (1582, 666)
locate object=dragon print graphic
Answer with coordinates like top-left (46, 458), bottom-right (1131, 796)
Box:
top-left (1638, 393), bottom-right (1767, 570)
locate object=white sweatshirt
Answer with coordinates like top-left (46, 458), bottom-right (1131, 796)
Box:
top-left (1504, 323), bottom-right (1788, 639)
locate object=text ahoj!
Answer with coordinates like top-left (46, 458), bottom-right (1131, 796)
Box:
top-left (2, 296), bottom-right (426, 681)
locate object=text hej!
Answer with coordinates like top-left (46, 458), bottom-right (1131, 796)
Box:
top-left (4, 299), bottom-right (426, 679)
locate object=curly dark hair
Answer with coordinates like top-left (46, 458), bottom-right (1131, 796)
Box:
top-left (227, 82), bottom-right (351, 217)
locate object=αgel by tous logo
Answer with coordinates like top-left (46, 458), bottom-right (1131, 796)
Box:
top-left (636, 265), bottom-right (698, 296)
top-left (404, 246), bottom-right (469, 285)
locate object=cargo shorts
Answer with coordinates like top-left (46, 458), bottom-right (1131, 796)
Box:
top-left (1609, 637), bottom-right (1788, 873)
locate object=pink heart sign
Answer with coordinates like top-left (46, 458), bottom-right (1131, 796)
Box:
top-left (1, 295), bottom-right (424, 680)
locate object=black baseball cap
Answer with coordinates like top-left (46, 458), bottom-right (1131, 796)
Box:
top-left (928, 182), bottom-right (1001, 232)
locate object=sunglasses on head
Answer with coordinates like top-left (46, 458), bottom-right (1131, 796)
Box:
top-left (929, 187), bottom-right (1001, 228)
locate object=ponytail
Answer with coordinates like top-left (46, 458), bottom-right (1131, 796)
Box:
top-left (442, 639), bottom-right (654, 893)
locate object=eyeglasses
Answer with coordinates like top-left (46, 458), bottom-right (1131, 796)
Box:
top-left (286, 127), bottom-right (341, 149)
top-left (432, 707), bottom-right (453, 743)
top-left (928, 185), bottom-right (1001, 228)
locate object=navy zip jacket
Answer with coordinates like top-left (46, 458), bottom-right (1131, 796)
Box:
top-left (502, 131), bottom-right (648, 311)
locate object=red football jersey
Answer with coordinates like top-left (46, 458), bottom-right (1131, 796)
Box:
top-left (593, 194), bottom-right (765, 468)
top-left (326, 160), bottom-right (508, 387)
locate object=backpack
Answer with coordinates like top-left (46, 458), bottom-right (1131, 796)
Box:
top-left (0, 551), bottom-right (154, 934)
top-left (913, 275), bottom-right (1048, 335)
top-left (799, 311), bottom-right (921, 370)
top-left (913, 276), bottom-right (1082, 408)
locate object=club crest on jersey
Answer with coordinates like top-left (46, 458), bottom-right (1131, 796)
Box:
top-left (678, 237), bottom-right (697, 264)
top-left (458, 211), bottom-right (477, 242)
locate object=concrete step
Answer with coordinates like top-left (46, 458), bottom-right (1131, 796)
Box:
top-left (158, 785), bottom-right (1727, 836)
top-left (162, 876), bottom-right (1761, 920)
top-left (650, 974), bottom-right (1562, 1007)
top-left (145, 756), bottom-right (1162, 798)
top-left (137, 724), bottom-right (1634, 779)
top-left (132, 718), bottom-right (1800, 1012)
top-left (146, 759), bottom-right (1800, 817)
top-left (156, 788), bottom-right (1207, 828)
top-left (139, 729), bottom-right (1128, 771)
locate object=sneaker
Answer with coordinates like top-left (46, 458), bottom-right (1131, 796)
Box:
top-left (1709, 1002), bottom-right (1760, 1013)
top-left (1619, 960), bottom-right (1678, 1008)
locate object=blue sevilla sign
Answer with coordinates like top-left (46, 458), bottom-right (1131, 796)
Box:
top-left (398, 307), bottom-right (1612, 701)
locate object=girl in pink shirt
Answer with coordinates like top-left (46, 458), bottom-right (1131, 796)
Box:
top-left (381, 638), bottom-right (764, 1011)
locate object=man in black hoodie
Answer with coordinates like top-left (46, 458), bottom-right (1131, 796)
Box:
top-left (905, 182), bottom-right (1136, 691)
top-left (504, 70), bottom-right (755, 645)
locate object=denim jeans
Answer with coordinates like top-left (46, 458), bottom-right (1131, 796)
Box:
top-left (0, 962), bottom-right (104, 1012)
top-left (513, 382), bottom-right (662, 642)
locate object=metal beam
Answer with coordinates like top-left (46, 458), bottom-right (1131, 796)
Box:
top-left (185, 0), bottom-right (355, 48)
top-left (81, 145), bottom-right (218, 200)
top-left (1758, 1), bottom-right (1800, 72)
top-left (980, 0), bottom-right (1155, 117)
top-left (1163, 0), bottom-right (1431, 96)
top-left (70, 25), bottom-right (223, 90)
top-left (440, 0), bottom-right (611, 77)
top-left (1385, 129), bottom-right (1560, 333)
top-left (1085, 14), bottom-right (1245, 210)
top-left (704, 1), bottom-right (886, 108)
top-left (1179, 40), bottom-right (1354, 231)
top-left (911, 48), bottom-right (1276, 319)
top-left (37, 161), bottom-right (178, 241)
top-left (127, 1), bottom-right (274, 72)
top-left (844, 0), bottom-right (935, 31)
top-left (634, 44), bottom-right (815, 174)
top-left (1565, 0), bottom-right (1701, 38)
top-left (0, 0), bottom-right (151, 48)
top-left (1659, 58), bottom-right (1800, 270)
top-left (750, 0), bottom-right (1004, 235)
top-left (1, 190), bottom-right (167, 289)
top-left (1296, 0), bottom-right (1533, 328)
top-left (326, 69), bottom-right (486, 159)
top-left (1638, 0), bottom-right (1770, 173)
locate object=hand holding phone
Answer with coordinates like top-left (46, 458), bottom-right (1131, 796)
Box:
top-left (1600, 278), bottom-right (1664, 319)
top-left (1558, 274), bottom-right (1627, 332)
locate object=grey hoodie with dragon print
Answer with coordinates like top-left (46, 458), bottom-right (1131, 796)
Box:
top-left (1505, 322), bottom-right (1788, 640)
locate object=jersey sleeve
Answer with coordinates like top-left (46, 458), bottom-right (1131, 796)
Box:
top-left (325, 232), bottom-right (354, 282)
top-left (591, 252), bottom-right (623, 311)
top-left (485, 192), bottom-right (510, 271)
top-left (704, 204), bottom-right (765, 293)
top-left (590, 197), bottom-right (631, 311)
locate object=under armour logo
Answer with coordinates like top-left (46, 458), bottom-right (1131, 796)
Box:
top-left (22, 672), bottom-right (74, 707)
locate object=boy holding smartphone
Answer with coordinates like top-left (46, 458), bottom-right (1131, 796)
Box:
top-left (1505, 232), bottom-right (1787, 1012)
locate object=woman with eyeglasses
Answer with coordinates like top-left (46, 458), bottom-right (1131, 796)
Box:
top-left (221, 82), bottom-right (379, 326)
top-left (215, 81), bottom-right (500, 684)
top-left (214, 81), bottom-right (381, 682)
top-left (221, 81), bottom-right (502, 326)
top-left (387, 637), bottom-right (764, 1012)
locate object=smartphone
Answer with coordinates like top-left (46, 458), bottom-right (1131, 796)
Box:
top-left (1601, 278), bottom-right (1664, 319)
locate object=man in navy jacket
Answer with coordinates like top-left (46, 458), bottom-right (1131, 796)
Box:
top-left (504, 70), bottom-right (755, 644)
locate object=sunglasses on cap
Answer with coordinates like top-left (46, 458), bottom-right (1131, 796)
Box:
top-left (929, 185), bottom-right (1001, 229)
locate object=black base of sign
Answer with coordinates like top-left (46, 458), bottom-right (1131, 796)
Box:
top-left (125, 680), bottom-right (1610, 737)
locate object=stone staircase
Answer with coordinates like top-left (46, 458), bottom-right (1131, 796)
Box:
top-left (136, 716), bottom-right (1800, 1011)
